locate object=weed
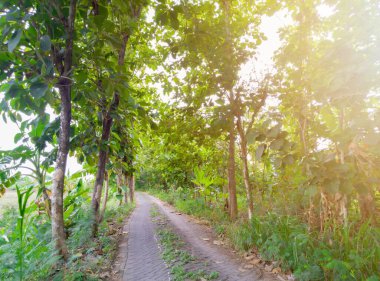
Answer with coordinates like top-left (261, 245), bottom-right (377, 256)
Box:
top-left (151, 206), bottom-right (219, 281)
top-left (0, 186), bottom-right (134, 281)
top-left (149, 189), bottom-right (380, 281)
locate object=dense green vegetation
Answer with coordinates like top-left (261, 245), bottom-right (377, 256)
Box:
top-left (0, 178), bottom-right (134, 280)
top-left (0, 0), bottom-right (379, 280)
top-left (148, 189), bottom-right (379, 280)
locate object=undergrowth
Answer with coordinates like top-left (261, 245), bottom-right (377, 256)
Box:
top-left (147, 188), bottom-right (380, 281)
top-left (0, 197), bottom-right (134, 280)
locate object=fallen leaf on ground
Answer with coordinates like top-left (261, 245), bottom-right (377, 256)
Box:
top-left (265, 265), bottom-right (273, 272)
top-left (213, 240), bottom-right (223, 245)
top-left (272, 267), bottom-right (282, 274)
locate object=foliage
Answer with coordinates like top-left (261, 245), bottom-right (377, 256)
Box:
top-left (149, 188), bottom-right (380, 280)
top-left (0, 178), bottom-right (134, 280)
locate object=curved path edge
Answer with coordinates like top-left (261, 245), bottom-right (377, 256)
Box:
top-left (149, 193), bottom-right (279, 281)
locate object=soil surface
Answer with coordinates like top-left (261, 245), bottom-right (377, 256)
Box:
top-left (116, 192), bottom-right (278, 281)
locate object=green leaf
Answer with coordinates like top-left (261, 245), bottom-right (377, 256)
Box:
top-left (14, 132), bottom-right (23, 143)
top-left (40, 35), bottom-right (51, 51)
top-left (267, 124), bottom-right (282, 138)
top-left (8, 29), bottom-right (22, 52)
top-left (270, 139), bottom-right (284, 150)
top-left (30, 82), bottom-right (48, 98)
top-left (255, 144), bottom-right (266, 160)
top-left (283, 154), bottom-right (294, 165)
top-left (246, 130), bottom-right (260, 144)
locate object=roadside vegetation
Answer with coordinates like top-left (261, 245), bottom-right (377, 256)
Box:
top-left (0, 178), bottom-right (134, 280)
top-left (147, 189), bottom-right (379, 281)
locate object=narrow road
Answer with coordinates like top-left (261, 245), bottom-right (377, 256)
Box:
top-left (120, 193), bottom-right (169, 281)
top-left (118, 192), bottom-right (277, 281)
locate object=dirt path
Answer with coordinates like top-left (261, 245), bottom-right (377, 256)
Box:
top-left (117, 192), bottom-right (277, 281)
top-left (150, 193), bottom-right (277, 281)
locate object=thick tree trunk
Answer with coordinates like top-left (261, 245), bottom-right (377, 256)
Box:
top-left (100, 171), bottom-right (109, 222)
top-left (123, 174), bottom-right (128, 204)
top-left (122, 173), bottom-right (129, 204)
top-left (228, 125), bottom-right (238, 220)
top-left (223, 180), bottom-right (229, 212)
top-left (91, 93), bottom-right (120, 236)
top-left (236, 116), bottom-right (254, 220)
top-left (51, 0), bottom-right (77, 260)
top-left (126, 173), bottom-right (135, 203)
top-left (51, 82), bottom-right (71, 260)
top-left (91, 24), bottom-right (132, 236)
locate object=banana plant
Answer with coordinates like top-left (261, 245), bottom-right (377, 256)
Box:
top-left (192, 166), bottom-right (217, 204)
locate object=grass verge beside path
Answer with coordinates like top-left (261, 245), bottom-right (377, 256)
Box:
top-left (0, 199), bottom-right (134, 280)
top-left (147, 189), bottom-right (380, 281)
top-left (150, 205), bottom-right (219, 281)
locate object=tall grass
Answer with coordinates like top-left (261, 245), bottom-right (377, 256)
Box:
top-left (148, 188), bottom-right (380, 281)
top-left (0, 184), bottom-right (134, 280)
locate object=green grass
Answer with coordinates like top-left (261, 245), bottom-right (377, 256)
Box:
top-left (0, 194), bottom-right (134, 281)
top-left (147, 188), bottom-right (380, 281)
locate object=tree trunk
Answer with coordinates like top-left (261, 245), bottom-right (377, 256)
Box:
top-left (51, 0), bottom-right (77, 260)
top-left (51, 86), bottom-right (70, 260)
top-left (126, 173), bottom-right (135, 203)
top-left (236, 116), bottom-right (254, 220)
top-left (122, 173), bottom-right (129, 204)
top-left (91, 93), bottom-right (120, 236)
top-left (223, 180), bottom-right (229, 212)
top-left (227, 125), bottom-right (238, 220)
top-left (99, 171), bottom-right (109, 222)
